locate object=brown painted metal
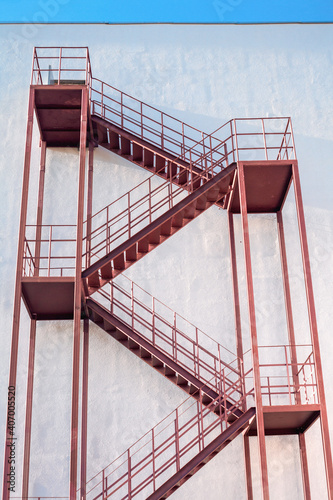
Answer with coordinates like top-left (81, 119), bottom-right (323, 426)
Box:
top-left (70, 87), bottom-right (88, 499)
top-left (2, 87), bottom-right (35, 500)
top-left (228, 212), bottom-right (245, 400)
top-left (34, 140), bottom-right (46, 275)
top-left (80, 318), bottom-right (89, 500)
top-left (146, 408), bottom-right (256, 500)
top-left (22, 317), bottom-right (37, 498)
top-left (277, 210), bottom-right (312, 497)
top-left (238, 162), bottom-right (270, 500)
top-left (292, 162), bottom-right (333, 499)
top-left (299, 433), bottom-right (311, 500)
top-left (8, 47), bottom-right (332, 500)
top-left (243, 433), bottom-right (253, 500)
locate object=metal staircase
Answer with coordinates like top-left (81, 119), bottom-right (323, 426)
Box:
top-left (5, 47), bottom-right (333, 500)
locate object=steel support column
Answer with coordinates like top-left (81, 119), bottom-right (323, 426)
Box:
top-left (70, 87), bottom-right (88, 499)
top-left (34, 140), bottom-right (46, 276)
top-left (22, 317), bottom-right (37, 497)
top-left (243, 432), bottom-right (253, 500)
top-left (277, 209), bottom-right (311, 498)
top-left (2, 87), bottom-right (35, 500)
top-left (299, 433), bottom-right (311, 500)
top-left (238, 162), bottom-right (270, 500)
top-left (292, 162), bottom-right (333, 499)
top-left (80, 318), bottom-right (89, 499)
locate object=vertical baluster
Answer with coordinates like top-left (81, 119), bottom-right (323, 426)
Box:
top-left (101, 81), bottom-right (104, 118)
top-left (199, 390), bottom-right (205, 448)
top-left (152, 296), bottom-right (155, 345)
top-left (284, 345), bottom-right (292, 405)
top-left (161, 112), bottom-right (164, 149)
top-left (121, 92), bottom-right (124, 129)
top-left (196, 328), bottom-right (199, 378)
top-left (48, 226), bottom-right (52, 276)
top-left (175, 408), bottom-right (180, 471)
top-left (209, 135), bottom-right (213, 178)
top-left (106, 206), bottom-right (109, 254)
top-left (173, 313), bottom-right (177, 361)
top-left (58, 47), bottom-right (62, 84)
top-left (149, 177), bottom-right (152, 223)
top-left (261, 118), bottom-right (268, 160)
top-left (128, 192), bottom-right (131, 238)
top-left (131, 281), bottom-right (134, 330)
top-left (152, 428), bottom-right (156, 491)
top-left (102, 468), bottom-right (105, 499)
top-left (141, 101), bottom-right (143, 139)
top-left (223, 369), bottom-right (227, 426)
top-left (267, 377), bottom-right (271, 406)
top-left (128, 449), bottom-right (132, 499)
top-left (197, 401), bottom-right (202, 452)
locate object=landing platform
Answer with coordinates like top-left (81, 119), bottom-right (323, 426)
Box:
top-left (248, 405), bottom-right (320, 435)
top-left (22, 277), bottom-right (75, 320)
top-left (33, 84), bottom-right (88, 147)
top-left (228, 160), bottom-right (295, 213)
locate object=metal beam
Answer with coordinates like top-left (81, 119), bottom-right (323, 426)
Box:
top-left (70, 87), bottom-right (88, 499)
top-left (238, 162), bottom-right (270, 500)
top-left (2, 87), bottom-right (35, 500)
top-left (292, 162), bottom-right (333, 499)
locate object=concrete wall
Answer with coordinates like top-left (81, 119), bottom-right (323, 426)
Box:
top-left (0, 24), bottom-right (332, 499)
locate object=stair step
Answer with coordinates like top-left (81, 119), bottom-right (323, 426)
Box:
top-left (97, 125), bottom-right (108, 143)
top-left (113, 330), bottom-right (128, 341)
top-left (140, 347), bottom-right (152, 359)
top-left (149, 228), bottom-right (161, 245)
top-left (152, 356), bottom-right (163, 368)
top-left (120, 136), bottom-right (131, 156)
top-left (177, 375), bottom-right (188, 386)
top-left (113, 253), bottom-right (125, 270)
top-left (195, 195), bottom-right (207, 211)
top-left (160, 219), bottom-right (173, 236)
top-left (103, 320), bottom-right (116, 332)
top-left (100, 262), bottom-right (113, 280)
top-left (138, 236), bottom-right (149, 253)
top-left (108, 130), bottom-right (120, 150)
top-left (164, 366), bottom-right (176, 377)
top-left (88, 272), bottom-right (100, 289)
top-left (126, 244), bottom-right (138, 262)
top-left (128, 339), bottom-right (139, 350)
top-left (155, 155), bottom-right (166, 174)
top-left (171, 210), bottom-right (185, 228)
top-left (133, 142), bottom-right (143, 162)
top-left (143, 148), bottom-right (154, 169)
top-left (167, 161), bottom-right (177, 179)
top-left (178, 167), bottom-right (188, 186)
top-left (183, 203), bottom-right (196, 219)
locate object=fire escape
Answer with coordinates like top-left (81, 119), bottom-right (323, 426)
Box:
top-left (3, 47), bottom-right (333, 500)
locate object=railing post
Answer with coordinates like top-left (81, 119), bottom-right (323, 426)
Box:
top-left (152, 428), bottom-right (156, 491)
top-left (190, 151), bottom-right (193, 192)
top-left (149, 177), bottom-right (152, 223)
top-left (105, 205), bottom-right (110, 253)
top-left (233, 119), bottom-right (239, 162)
top-left (196, 328), bottom-right (199, 378)
top-left (261, 119), bottom-right (268, 160)
top-left (47, 225), bottom-right (52, 276)
top-left (58, 47), bottom-right (62, 84)
top-left (199, 390), bottom-right (205, 448)
top-left (101, 81), bottom-right (104, 118)
top-left (128, 192), bottom-right (131, 238)
top-left (175, 408), bottom-right (180, 471)
top-left (161, 112), bottom-right (164, 149)
top-left (224, 142), bottom-right (229, 167)
top-left (110, 282), bottom-right (114, 315)
top-left (141, 101), bottom-right (143, 139)
top-left (131, 281), bottom-right (134, 330)
top-left (121, 92), bottom-right (124, 129)
top-left (128, 449), bottom-right (132, 499)
top-left (173, 313), bottom-right (177, 361)
top-left (284, 345), bottom-right (293, 405)
top-left (152, 296), bottom-right (155, 345)
top-left (102, 468), bottom-right (105, 499)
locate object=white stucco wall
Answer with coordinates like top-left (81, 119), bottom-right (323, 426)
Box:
top-left (0, 23), bottom-right (332, 499)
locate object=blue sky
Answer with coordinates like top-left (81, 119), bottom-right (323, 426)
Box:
top-left (0, 0), bottom-right (332, 23)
